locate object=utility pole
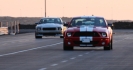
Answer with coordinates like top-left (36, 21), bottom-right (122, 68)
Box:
top-left (45, 0), bottom-right (46, 17)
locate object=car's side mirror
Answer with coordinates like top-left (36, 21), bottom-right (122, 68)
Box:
top-left (35, 22), bottom-right (39, 25)
top-left (63, 22), bottom-right (70, 26)
top-left (63, 21), bottom-right (66, 24)
top-left (63, 24), bottom-right (68, 26)
top-left (108, 23), bottom-right (114, 29)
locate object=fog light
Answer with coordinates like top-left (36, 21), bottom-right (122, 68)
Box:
top-left (68, 42), bottom-right (71, 45)
top-left (102, 42), bottom-right (105, 45)
top-left (105, 39), bottom-right (108, 41)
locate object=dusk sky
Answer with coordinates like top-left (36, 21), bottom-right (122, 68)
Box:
top-left (0, 0), bottom-right (132, 20)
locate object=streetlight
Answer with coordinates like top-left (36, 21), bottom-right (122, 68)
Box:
top-left (45, 0), bottom-right (46, 17)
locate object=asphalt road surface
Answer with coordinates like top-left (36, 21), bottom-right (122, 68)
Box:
top-left (0, 30), bottom-right (133, 70)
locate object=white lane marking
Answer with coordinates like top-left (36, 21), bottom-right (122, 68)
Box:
top-left (0, 42), bottom-right (63, 57)
top-left (0, 39), bottom-right (34, 43)
top-left (61, 60), bottom-right (68, 63)
top-left (0, 43), bottom-right (7, 46)
top-left (0, 39), bottom-right (54, 46)
top-left (78, 55), bottom-right (83, 56)
top-left (70, 57), bottom-right (76, 59)
top-left (13, 39), bottom-right (56, 47)
top-left (85, 52), bottom-right (89, 54)
top-left (51, 64), bottom-right (58, 66)
top-left (39, 68), bottom-right (47, 70)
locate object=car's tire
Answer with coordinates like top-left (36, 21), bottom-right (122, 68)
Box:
top-left (63, 41), bottom-right (73, 50)
top-left (104, 39), bottom-right (112, 50)
top-left (35, 36), bottom-right (42, 39)
top-left (60, 35), bottom-right (64, 38)
top-left (110, 35), bottom-right (113, 50)
top-left (35, 32), bottom-right (42, 39)
top-left (110, 39), bottom-right (113, 50)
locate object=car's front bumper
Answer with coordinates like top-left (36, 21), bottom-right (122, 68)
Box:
top-left (35, 30), bottom-right (62, 36)
top-left (64, 37), bottom-right (110, 47)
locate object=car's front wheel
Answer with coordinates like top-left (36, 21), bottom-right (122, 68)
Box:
top-left (104, 39), bottom-right (112, 50)
top-left (63, 41), bottom-right (73, 50)
top-left (35, 32), bottom-right (42, 39)
top-left (35, 36), bottom-right (42, 39)
top-left (60, 35), bottom-right (64, 38)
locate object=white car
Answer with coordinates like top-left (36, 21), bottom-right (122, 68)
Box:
top-left (35, 17), bottom-right (67, 38)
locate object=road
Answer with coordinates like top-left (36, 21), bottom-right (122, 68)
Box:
top-left (0, 30), bottom-right (133, 70)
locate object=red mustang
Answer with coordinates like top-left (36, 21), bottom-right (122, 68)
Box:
top-left (63, 16), bottom-right (113, 50)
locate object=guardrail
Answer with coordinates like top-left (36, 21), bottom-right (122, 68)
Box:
top-left (0, 21), bottom-right (20, 35)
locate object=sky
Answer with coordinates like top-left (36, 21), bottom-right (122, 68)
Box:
top-left (0, 0), bottom-right (133, 20)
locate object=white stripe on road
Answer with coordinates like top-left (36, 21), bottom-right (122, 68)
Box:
top-left (78, 55), bottom-right (83, 56)
top-left (61, 60), bottom-right (68, 63)
top-left (51, 64), bottom-right (58, 66)
top-left (0, 39), bottom-right (54, 46)
top-left (0, 42), bottom-right (63, 57)
top-left (39, 68), bottom-right (47, 70)
top-left (70, 57), bottom-right (76, 59)
top-left (85, 52), bottom-right (89, 54)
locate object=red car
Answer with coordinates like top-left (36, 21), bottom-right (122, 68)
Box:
top-left (63, 16), bottom-right (113, 50)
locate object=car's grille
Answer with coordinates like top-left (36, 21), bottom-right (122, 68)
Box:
top-left (57, 27), bottom-right (62, 30)
top-left (73, 32), bottom-right (100, 37)
top-left (43, 28), bottom-right (56, 30)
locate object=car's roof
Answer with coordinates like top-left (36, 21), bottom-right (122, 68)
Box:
top-left (72, 16), bottom-right (104, 19)
top-left (41, 17), bottom-right (61, 19)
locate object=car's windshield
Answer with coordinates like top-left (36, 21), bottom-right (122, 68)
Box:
top-left (70, 17), bottom-right (106, 27)
top-left (39, 18), bottom-right (62, 24)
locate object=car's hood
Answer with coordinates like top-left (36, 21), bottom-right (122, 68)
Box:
top-left (36, 23), bottom-right (62, 27)
top-left (67, 25), bottom-right (108, 32)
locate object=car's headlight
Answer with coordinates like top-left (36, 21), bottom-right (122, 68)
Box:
top-left (100, 32), bottom-right (107, 37)
top-left (36, 27), bottom-right (41, 30)
top-left (67, 33), bottom-right (72, 37)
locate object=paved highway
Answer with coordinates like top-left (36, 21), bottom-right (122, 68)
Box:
top-left (0, 30), bottom-right (133, 70)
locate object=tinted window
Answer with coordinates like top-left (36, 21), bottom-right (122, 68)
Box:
top-left (70, 17), bottom-right (106, 27)
top-left (39, 18), bottom-right (61, 24)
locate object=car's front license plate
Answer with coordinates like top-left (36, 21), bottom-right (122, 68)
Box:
top-left (82, 38), bottom-right (90, 43)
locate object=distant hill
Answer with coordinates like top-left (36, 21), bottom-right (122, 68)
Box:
top-left (0, 16), bottom-right (132, 25)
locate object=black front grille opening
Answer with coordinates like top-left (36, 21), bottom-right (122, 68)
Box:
top-left (43, 28), bottom-right (56, 30)
top-left (73, 41), bottom-right (99, 44)
top-left (73, 32), bottom-right (100, 37)
top-left (58, 27), bottom-right (62, 30)
top-left (43, 33), bottom-right (56, 36)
